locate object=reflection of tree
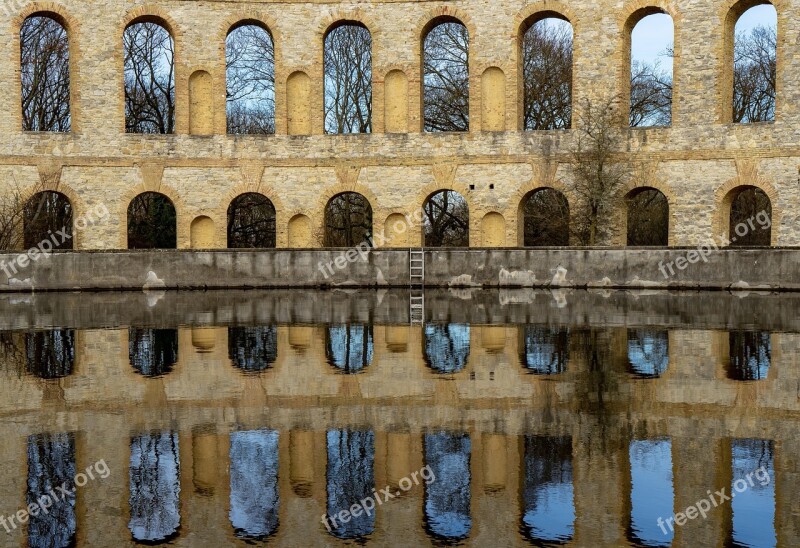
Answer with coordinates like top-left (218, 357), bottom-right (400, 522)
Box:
top-left (326, 430), bottom-right (375, 539)
top-left (728, 331), bottom-right (771, 380)
top-left (626, 189), bottom-right (669, 246)
top-left (522, 19), bottom-right (573, 130)
top-left (729, 187), bottom-right (771, 247)
top-left (127, 193), bottom-right (177, 249)
top-left (129, 328), bottom-right (178, 377)
top-left (226, 24), bottom-right (275, 134)
top-left (424, 324), bottom-right (470, 374)
top-left (521, 436), bottom-right (574, 543)
top-left (520, 326), bottom-right (569, 375)
top-left (627, 329), bottom-right (669, 378)
top-left (27, 432), bottom-right (76, 548)
top-left (522, 189), bottom-right (570, 247)
top-left (124, 22), bottom-right (175, 134)
top-left (0, 332), bottom-right (25, 376)
top-left (230, 430), bottom-right (280, 539)
top-left (227, 193), bottom-right (276, 248)
top-left (423, 432), bottom-right (471, 541)
top-left (424, 190), bottom-right (469, 247)
top-left (23, 191), bottom-right (73, 250)
top-left (21, 15), bottom-right (71, 132)
top-left (324, 193), bottom-right (372, 247)
top-left (324, 24), bottom-right (372, 134)
top-left (729, 438), bottom-right (776, 547)
top-left (228, 326), bottom-right (278, 373)
top-left (25, 329), bottom-right (75, 379)
top-left (423, 22), bottom-right (469, 132)
top-left (129, 432), bottom-right (181, 543)
top-left (326, 324), bottom-right (373, 373)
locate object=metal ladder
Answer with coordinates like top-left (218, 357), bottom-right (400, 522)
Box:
top-left (409, 249), bottom-right (425, 324)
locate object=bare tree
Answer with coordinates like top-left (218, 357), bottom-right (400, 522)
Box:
top-left (570, 98), bottom-right (631, 245)
top-left (424, 190), bottom-right (469, 247)
top-left (522, 19), bottom-right (573, 130)
top-left (733, 25), bottom-right (776, 123)
top-left (730, 187), bottom-right (772, 246)
top-left (423, 21), bottom-right (469, 132)
top-left (124, 22), bottom-right (175, 134)
top-left (324, 193), bottom-right (372, 247)
top-left (626, 188), bottom-right (669, 246)
top-left (227, 193), bottom-right (276, 248)
top-left (629, 59), bottom-right (672, 127)
top-left (521, 188), bottom-right (570, 246)
top-left (23, 191), bottom-right (73, 249)
top-left (324, 24), bottom-right (372, 134)
top-left (226, 24), bottom-right (275, 134)
top-left (20, 15), bottom-right (70, 132)
top-left (0, 180), bottom-right (30, 251)
top-left (127, 192), bottom-right (176, 249)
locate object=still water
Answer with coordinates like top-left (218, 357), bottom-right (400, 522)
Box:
top-left (0, 289), bottom-right (796, 547)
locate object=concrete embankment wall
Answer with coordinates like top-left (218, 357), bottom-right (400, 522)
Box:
top-left (0, 248), bottom-right (797, 292)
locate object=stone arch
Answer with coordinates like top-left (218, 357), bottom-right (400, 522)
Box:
top-left (421, 189), bottom-right (470, 248)
top-left (481, 67), bottom-right (506, 132)
top-left (288, 214), bottom-right (312, 248)
top-left (715, 176), bottom-right (779, 245)
top-left (189, 70), bottom-right (213, 135)
top-left (518, 187), bottom-right (571, 247)
top-left (190, 216), bottom-right (215, 249)
top-left (227, 192), bottom-right (277, 248)
top-left (480, 212), bottom-right (506, 247)
top-left (286, 71), bottom-right (312, 135)
top-left (515, 4), bottom-right (576, 131)
top-left (127, 191), bottom-right (178, 250)
top-left (384, 70), bottom-right (409, 133)
top-left (322, 191), bottom-right (374, 247)
top-left (719, 0), bottom-right (781, 123)
top-left (14, 4), bottom-right (81, 133)
top-left (624, 187), bottom-right (670, 246)
top-left (120, 182), bottom-right (184, 249)
top-left (383, 212), bottom-right (410, 247)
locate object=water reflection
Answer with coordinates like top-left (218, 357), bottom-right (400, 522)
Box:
top-left (728, 332), bottom-right (771, 381)
top-left (25, 330), bottom-right (75, 379)
top-left (424, 324), bottom-right (470, 374)
top-left (627, 330), bottom-right (669, 379)
top-left (228, 326), bottom-right (278, 373)
top-left (424, 432), bottom-right (471, 542)
top-left (129, 431), bottom-right (181, 544)
top-left (326, 324), bottom-right (374, 373)
top-left (230, 430), bottom-right (280, 540)
top-left (326, 430), bottom-right (375, 539)
top-left (129, 329), bottom-right (178, 378)
top-left (628, 439), bottom-right (674, 547)
top-left (520, 436), bottom-right (575, 544)
top-left (27, 432), bottom-right (76, 548)
top-left (520, 326), bottom-right (570, 375)
top-left (729, 439), bottom-right (776, 548)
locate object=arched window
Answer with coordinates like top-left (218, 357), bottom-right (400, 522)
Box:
top-left (423, 432), bottom-right (471, 542)
top-left (124, 19), bottom-right (175, 133)
top-left (423, 18), bottom-right (469, 132)
top-left (230, 430), bottom-right (280, 540)
top-left (20, 14), bottom-right (71, 131)
top-left (423, 190), bottom-right (469, 247)
top-left (324, 192), bottom-right (373, 247)
top-left (520, 14), bottom-right (573, 130)
top-left (129, 328), bottom-right (178, 377)
top-left (519, 326), bottom-right (569, 374)
top-left (626, 188), bottom-right (669, 246)
top-left (25, 329), bottom-right (75, 379)
top-left (521, 436), bottom-right (574, 544)
top-left (226, 23), bottom-right (275, 134)
top-left (730, 3), bottom-right (777, 123)
top-left (520, 188), bottom-right (570, 246)
top-left (326, 430), bottom-right (375, 539)
top-left (23, 191), bottom-right (73, 250)
top-left (129, 432), bottom-right (181, 543)
top-left (727, 186), bottom-right (772, 246)
top-left (424, 324), bottom-right (470, 374)
top-left (627, 329), bottom-right (669, 378)
top-left (227, 193), bottom-right (276, 248)
top-left (228, 326), bottom-right (278, 373)
top-left (324, 22), bottom-right (373, 134)
top-left (326, 324), bottom-right (373, 373)
top-left (127, 192), bottom-right (177, 249)
top-left (27, 433), bottom-right (76, 547)
top-left (627, 10), bottom-right (673, 127)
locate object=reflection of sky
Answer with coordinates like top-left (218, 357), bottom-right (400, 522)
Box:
top-left (327, 430), bottom-right (375, 539)
top-left (731, 439), bottom-right (776, 548)
top-left (424, 324), bottom-right (470, 373)
top-left (327, 324), bottom-right (373, 372)
top-left (28, 433), bottom-right (76, 548)
top-left (424, 433), bottom-right (471, 540)
top-left (522, 436), bottom-right (575, 543)
top-left (230, 430), bottom-right (280, 539)
top-left (629, 439), bottom-right (674, 547)
top-left (632, 5), bottom-right (777, 69)
top-left (628, 330), bottom-right (669, 378)
top-left (129, 432), bottom-right (181, 543)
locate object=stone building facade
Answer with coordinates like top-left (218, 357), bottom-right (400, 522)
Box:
top-left (0, 0), bottom-right (797, 250)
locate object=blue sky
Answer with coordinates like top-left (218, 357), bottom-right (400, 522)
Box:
top-left (631, 5), bottom-right (777, 71)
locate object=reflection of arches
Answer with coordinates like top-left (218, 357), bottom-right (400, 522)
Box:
top-left (230, 430), bottom-right (280, 540)
top-left (326, 324), bottom-right (373, 373)
top-left (287, 71), bottom-right (312, 135)
top-left (422, 17), bottom-right (470, 132)
top-left (423, 432), bottom-right (471, 542)
top-left (129, 432), bottom-right (181, 544)
top-left (627, 439), bottom-right (674, 546)
top-left (190, 216), bottom-right (215, 249)
top-left (129, 328), bottom-right (178, 378)
top-left (481, 67), bottom-right (506, 131)
top-left (228, 193), bottom-right (276, 248)
top-left (324, 192), bottom-right (373, 247)
top-left (724, 186), bottom-right (773, 246)
top-left (627, 329), bottom-right (669, 378)
top-left (326, 430), bottom-right (375, 539)
top-left (189, 70), bottom-right (213, 135)
top-left (424, 324), bottom-right (470, 374)
top-left (423, 190), bottom-right (469, 247)
top-left (23, 191), bottom-right (73, 250)
top-left (383, 213), bottom-right (409, 247)
top-left (384, 70), bottom-right (409, 133)
top-left (519, 326), bottom-right (569, 375)
top-left (520, 435), bottom-right (574, 544)
top-left (625, 187), bottom-right (669, 246)
top-left (480, 212), bottom-right (505, 247)
top-left (519, 188), bottom-right (569, 246)
top-left (228, 326), bottom-right (278, 373)
top-left (727, 331), bottom-right (771, 380)
top-left (27, 432), bottom-right (76, 547)
top-left (25, 330), bottom-right (75, 379)
top-left (728, 438), bottom-right (776, 545)
top-left (127, 192), bottom-right (177, 249)
top-left (287, 214), bottom-right (312, 248)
